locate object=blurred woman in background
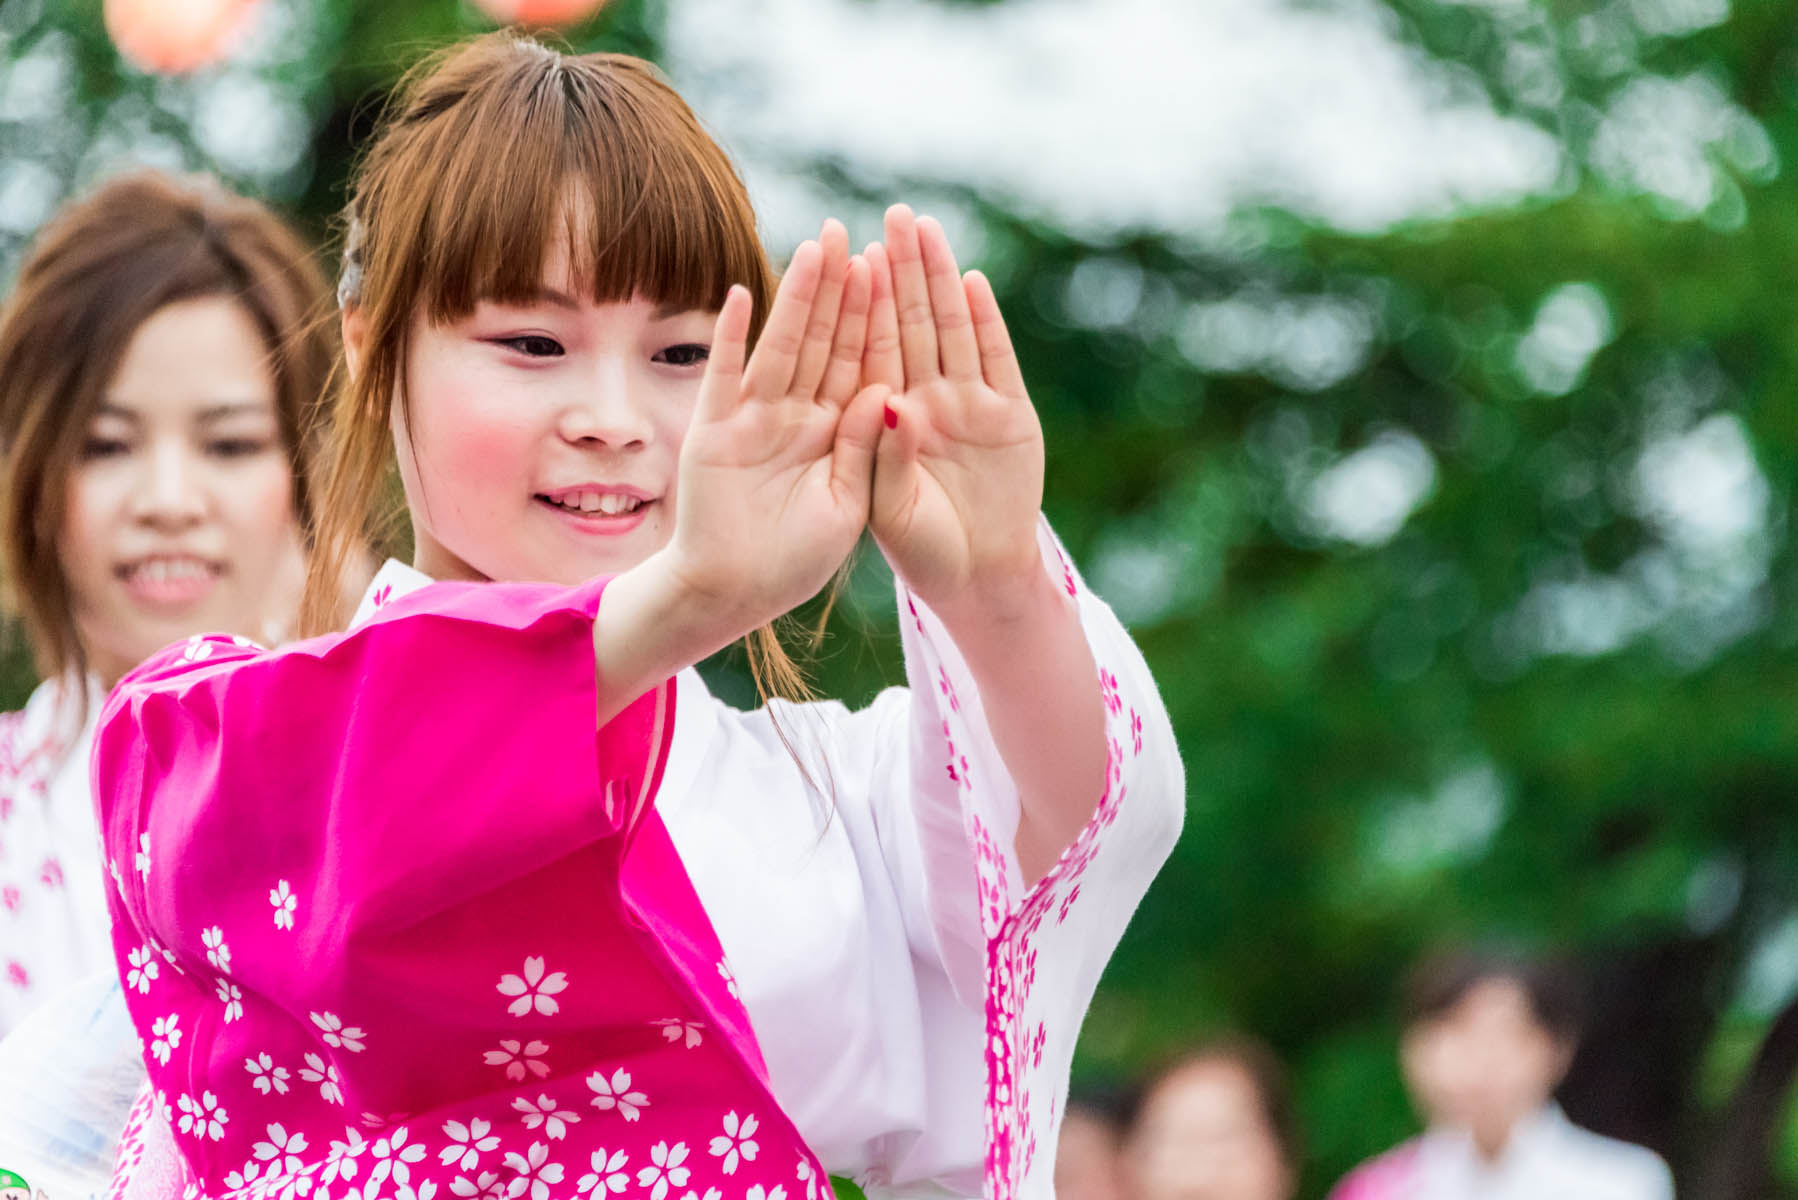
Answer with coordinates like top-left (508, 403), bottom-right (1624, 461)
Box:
top-left (1055, 1089), bottom-right (1129, 1200)
top-left (0, 168), bottom-right (335, 1195)
top-left (1119, 1038), bottom-right (1301, 1200)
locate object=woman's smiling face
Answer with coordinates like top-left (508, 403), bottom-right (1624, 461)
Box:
top-left (60, 295), bottom-right (304, 685)
top-left (393, 240), bottom-right (718, 587)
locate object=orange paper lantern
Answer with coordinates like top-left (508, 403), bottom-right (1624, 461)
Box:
top-left (471, 0), bottom-right (610, 29)
top-left (104, 0), bottom-right (262, 75)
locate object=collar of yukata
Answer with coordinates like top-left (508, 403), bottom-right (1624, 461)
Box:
top-left (351, 559), bottom-right (434, 628)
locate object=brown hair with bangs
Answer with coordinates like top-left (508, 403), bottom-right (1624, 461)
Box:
top-left (311, 32), bottom-right (814, 699)
top-left (0, 169), bottom-right (332, 685)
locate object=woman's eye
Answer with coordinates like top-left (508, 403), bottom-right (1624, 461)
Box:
top-left (654, 343), bottom-right (710, 367)
top-left (496, 335), bottom-right (565, 358)
top-left (209, 438), bottom-right (270, 458)
top-left (81, 438), bottom-right (130, 460)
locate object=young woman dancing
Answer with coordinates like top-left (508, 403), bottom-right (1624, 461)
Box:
top-left (99, 33), bottom-right (1183, 1200)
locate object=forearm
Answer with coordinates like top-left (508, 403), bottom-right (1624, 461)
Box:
top-left (592, 550), bottom-right (751, 725)
top-left (935, 556), bottom-right (1108, 886)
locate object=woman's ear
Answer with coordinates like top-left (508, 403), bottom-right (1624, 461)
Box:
top-left (341, 304), bottom-right (367, 381)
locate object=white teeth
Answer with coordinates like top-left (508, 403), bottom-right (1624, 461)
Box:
top-left (548, 492), bottom-right (643, 516)
top-left (134, 558), bottom-right (209, 581)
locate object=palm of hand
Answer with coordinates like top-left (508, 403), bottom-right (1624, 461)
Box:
top-left (663, 224), bottom-right (884, 624)
top-left (877, 376), bottom-right (1044, 610)
top-left (864, 208), bottom-right (1047, 615)
top-left (675, 398), bottom-right (861, 606)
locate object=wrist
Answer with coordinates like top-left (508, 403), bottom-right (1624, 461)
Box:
top-left (594, 550), bottom-right (747, 711)
top-left (930, 553), bottom-right (1068, 650)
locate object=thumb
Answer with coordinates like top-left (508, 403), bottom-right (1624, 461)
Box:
top-left (831, 384), bottom-right (890, 513)
top-left (871, 391), bottom-right (923, 532)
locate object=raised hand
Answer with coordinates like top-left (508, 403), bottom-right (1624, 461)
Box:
top-left (863, 205), bottom-right (1046, 619)
top-left (664, 218), bottom-right (885, 632)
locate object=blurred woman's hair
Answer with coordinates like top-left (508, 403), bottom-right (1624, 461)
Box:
top-left (308, 33), bottom-right (821, 702)
top-left (1125, 1035), bottom-right (1303, 1168)
top-left (0, 169), bottom-right (333, 682)
top-left (1402, 945), bottom-right (1585, 1045)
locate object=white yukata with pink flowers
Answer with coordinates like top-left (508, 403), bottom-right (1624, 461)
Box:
top-left (103, 519), bottom-right (1183, 1200)
top-left (0, 674), bottom-right (110, 1032)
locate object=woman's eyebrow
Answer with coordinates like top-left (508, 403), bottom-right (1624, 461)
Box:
top-left (195, 402), bottom-right (275, 424)
top-left (487, 287), bottom-right (580, 310)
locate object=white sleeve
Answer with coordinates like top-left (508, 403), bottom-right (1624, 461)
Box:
top-left (868, 517), bottom-right (1186, 1199)
top-left (0, 972), bottom-right (145, 1196)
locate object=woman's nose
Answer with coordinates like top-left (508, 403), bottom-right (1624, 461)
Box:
top-left (132, 441), bottom-right (208, 530)
top-left (557, 357), bottom-right (655, 449)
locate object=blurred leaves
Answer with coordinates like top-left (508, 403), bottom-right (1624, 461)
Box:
top-left (8, 0), bottom-right (1798, 1193)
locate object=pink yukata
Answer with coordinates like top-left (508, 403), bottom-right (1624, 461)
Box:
top-left (97, 521), bottom-right (1185, 1200)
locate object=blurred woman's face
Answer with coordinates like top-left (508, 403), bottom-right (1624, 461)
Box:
top-left (1122, 1061), bottom-right (1295, 1200)
top-left (61, 296), bottom-right (304, 685)
top-left (1055, 1109), bottom-right (1125, 1200)
top-left (1400, 978), bottom-right (1571, 1153)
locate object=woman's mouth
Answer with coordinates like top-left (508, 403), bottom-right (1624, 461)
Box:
top-left (534, 488), bottom-right (654, 534)
top-left (116, 555), bottom-right (222, 608)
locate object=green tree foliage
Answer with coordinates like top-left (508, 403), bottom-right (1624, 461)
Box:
top-left (6, 0), bottom-right (1798, 1193)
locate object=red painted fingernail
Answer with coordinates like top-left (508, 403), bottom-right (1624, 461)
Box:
top-left (883, 404), bottom-right (898, 429)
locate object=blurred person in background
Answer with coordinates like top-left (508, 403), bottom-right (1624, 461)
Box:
top-left (1120, 1038), bottom-right (1301, 1200)
top-left (0, 169), bottom-right (334, 1197)
top-left (1056, 1088), bottom-right (1129, 1200)
top-left (1328, 948), bottom-right (1673, 1200)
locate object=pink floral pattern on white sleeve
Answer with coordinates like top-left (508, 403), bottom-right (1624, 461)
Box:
top-left (897, 518), bottom-right (1184, 1200)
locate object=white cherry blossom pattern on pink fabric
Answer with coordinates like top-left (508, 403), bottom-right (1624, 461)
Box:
top-left (651, 1018), bottom-right (704, 1049)
top-left (251, 1123), bottom-right (309, 1176)
top-left (135, 831), bottom-right (151, 877)
top-left (150, 1013), bottom-right (181, 1064)
top-left (575, 1148), bottom-right (630, 1196)
top-left (245, 1053), bottom-right (291, 1095)
top-left (636, 1140), bottom-right (690, 1200)
top-left (497, 956), bottom-right (569, 1017)
top-left (483, 1038), bottom-right (550, 1081)
top-left (513, 1093), bottom-right (580, 1140)
top-left (438, 1119), bottom-right (500, 1171)
top-left (585, 1068), bottom-right (649, 1121)
top-left (450, 1169), bottom-right (507, 1200)
top-left (97, 591), bottom-right (844, 1200)
top-left (175, 1090), bottom-right (228, 1141)
top-left (745, 1185), bottom-right (786, 1200)
top-left (216, 978), bottom-right (244, 1023)
top-left (320, 1127), bottom-right (368, 1189)
top-left (299, 1052), bottom-right (345, 1106)
top-left (270, 879), bottom-right (298, 930)
top-left (201, 926), bottom-right (231, 974)
top-left (367, 1127), bottom-right (428, 1194)
top-left (449, 1169), bottom-right (506, 1200)
top-left (794, 1158), bottom-right (819, 1200)
top-left (502, 1141), bottom-right (564, 1200)
top-left (310, 1010), bottom-right (367, 1052)
top-left (706, 1111), bottom-right (758, 1175)
top-left (715, 960), bottom-right (738, 1000)
top-left (127, 944), bottom-right (160, 993)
